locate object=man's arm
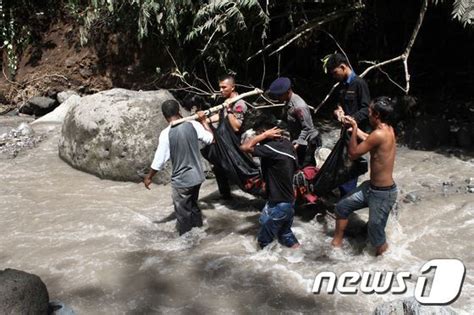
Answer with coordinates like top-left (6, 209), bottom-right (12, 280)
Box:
top-left (343, 116), bottom-right (369, 141)
top-left (227, 100), bottom-right (247, 132)
top-left (345, 116), bottom-right (381, 160)
top-left (240, 127), bottom-right (281, 153)
top-left (208, 113), bottom-right (220, 124)
top-left (143, 169), bottom-right (157, 190)
top-left (334, 105), bottom-right (345, 122)
top-left (227, 113), bottom-right (242, 132)
top-left (144, 129), bottom-right (170, 189)
top-left (353, 127), bottom-right (369, 141)
top-left (294, 105), bottom-right (315, 146)
top-left (191, 112), bottom-right (214, 144)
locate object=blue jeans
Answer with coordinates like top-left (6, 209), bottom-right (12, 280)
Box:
top-left (335, 181), bottom-right (398, 247)
top-left (258, 202), bottom-right (299, 248)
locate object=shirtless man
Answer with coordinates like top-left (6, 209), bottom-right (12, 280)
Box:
top-left (331, 97), bottom-right (397, 256)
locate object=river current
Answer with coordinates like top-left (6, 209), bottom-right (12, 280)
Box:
top-left (0, 122), bottom-right (473, 314)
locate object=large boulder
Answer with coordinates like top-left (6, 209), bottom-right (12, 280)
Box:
top-left (59, 88), bottom-right (175, 183)
top-left (0, 269), bottom-right (50, 315)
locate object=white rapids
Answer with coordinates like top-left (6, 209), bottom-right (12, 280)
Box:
top-left (0, 120), bottom-right (473, 314)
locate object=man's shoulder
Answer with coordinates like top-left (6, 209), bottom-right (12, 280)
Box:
top-left (171, 121), bottom-right (200, 137)
top-left (262, 139), bottom-right (296, 157)
top-left (290, 93), bottom-right (308, 107)
top-left (367, 128), bottom-right (390, 144)
top-left (159, 125), bottom-right (171, 137)
top-left (352, 75), bottom-right (368, 87)
top-left (265, 138), bottom-right (292, 148)
top-left (233, 100), bottom-right (247, 113)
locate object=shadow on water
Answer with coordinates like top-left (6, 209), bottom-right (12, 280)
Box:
top-left (200, 190), bottom-right (265, 213)
top-left (117, 247), bottom-right (325, 314)
top-left (152, 212), bottom-right (176, 224)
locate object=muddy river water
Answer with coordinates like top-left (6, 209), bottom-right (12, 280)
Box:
top-left (1, 121), bottom-right (473, 314)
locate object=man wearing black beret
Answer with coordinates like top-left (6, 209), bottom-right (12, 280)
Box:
top-left (267, 77), bottom-right (320, 167)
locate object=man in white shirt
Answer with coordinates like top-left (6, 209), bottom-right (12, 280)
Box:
top-left (143, 100), bottom-right (213, 235)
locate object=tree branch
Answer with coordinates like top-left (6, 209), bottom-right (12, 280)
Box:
top-left (246, 4), bottom-right (365, 62)
top-left (165, 46), bottom-right (218, 97)
top-left (316, 0), bottom-right (429, 112)
top-left (358, 0), bottom-right (428, 92)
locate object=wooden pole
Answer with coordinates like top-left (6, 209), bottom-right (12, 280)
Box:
top-left (171, 88), bottom-right (263, 126)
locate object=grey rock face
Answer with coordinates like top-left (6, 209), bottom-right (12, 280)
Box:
top-left (20, 96), bottom-right (58, 116)
top-left (59, 88), bottom-right (175, 183)
top-left (57, 90), bottom-right (80, 104)
top-left (373, 297), bottom-right (457, 315)
top-left (32, 95), bottom-right (82, 125)
top-left (403, 192), bottom-right (419, 203)
top-left (0, 122), bottom-right (43, 159)
top-left (0, 268), bottom-right (49, 315)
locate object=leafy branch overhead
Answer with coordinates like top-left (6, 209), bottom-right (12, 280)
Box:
top-left (1, 0), bottom-right (473, 80)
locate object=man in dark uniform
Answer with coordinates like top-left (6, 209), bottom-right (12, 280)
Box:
top-left (326, 53), bottom-right (371, 196)
top-left (267, 77), bottom-right (320, 168)
top-left (208, 74), bottom-right (248, 199)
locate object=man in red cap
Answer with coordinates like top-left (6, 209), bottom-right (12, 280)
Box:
top-left (267, 77), bottom-right (320, 167)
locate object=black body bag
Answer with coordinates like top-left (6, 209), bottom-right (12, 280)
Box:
top-left (201, 111), bottom-right (261, 193)
top-left (312, 128), bottom-right (368, 196)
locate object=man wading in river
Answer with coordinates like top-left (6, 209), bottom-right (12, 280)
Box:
top-left (240, 119), bottom-right (300, 249)
top-left (208, 74), bottom-right (248, 200)
top-left (143, 100), bottom-right (213, 235)
top-left (331, 97), bottom-right (397, 256)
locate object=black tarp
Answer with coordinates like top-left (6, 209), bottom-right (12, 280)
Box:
top-left (202, 113), bottom-right (368, 197)
top-left (312, 128), bottom-right (368, 196)
top-left (201, 111), bottom-right (261, 193)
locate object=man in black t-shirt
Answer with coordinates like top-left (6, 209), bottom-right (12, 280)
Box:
top-left (240, 123), bottom-right (300, 249)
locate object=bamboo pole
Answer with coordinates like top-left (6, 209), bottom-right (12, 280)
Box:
top-left (171, 88), bottom-right (263, 126)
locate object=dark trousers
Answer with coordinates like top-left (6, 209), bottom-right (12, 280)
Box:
top-left (213, 165), bottom-right (231, 197)
top-left (296, 136), bottom-right (321, 168)
top-left (172, 184), bottom-right (203, 235)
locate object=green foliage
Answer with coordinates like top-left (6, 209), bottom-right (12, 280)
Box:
top-left (432, 0), bottom-right (474, 26)
top-left (64, 0), bottom-right (269, 69)
top-left (185, 0), bottom-right (269, 69)
top-left (452, 0), bottom-right (473, 26)
top-left (0, 1), bottom-right (32, 78)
